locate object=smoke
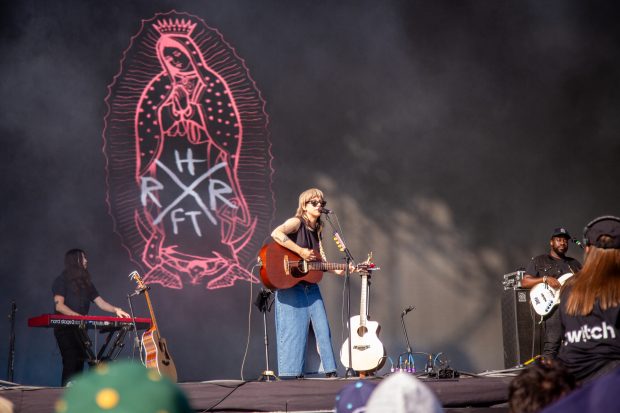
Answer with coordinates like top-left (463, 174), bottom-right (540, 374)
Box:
top-left (1, 0), bottom-right (619, 383)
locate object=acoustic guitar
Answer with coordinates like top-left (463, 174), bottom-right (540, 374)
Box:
top-left (258, 242), bottom-right (361, 290)
top-left (130, 271), bottom-right (177, 382)
top-left (340, 258), bottom-right (386, 373)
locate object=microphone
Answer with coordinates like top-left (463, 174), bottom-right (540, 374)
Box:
top-left (320, 206), bottom-right (332, 214)
top-left (571, 238), bottom-right (584, 249)
top-left (401, 305), bottom-right (415, 317)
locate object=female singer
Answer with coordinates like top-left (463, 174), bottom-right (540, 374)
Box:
top-left (270, 188), bottom-right (344, 378)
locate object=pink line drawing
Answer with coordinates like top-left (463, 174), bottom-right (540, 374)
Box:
top-left (103, 11), bottom-right (274, 290)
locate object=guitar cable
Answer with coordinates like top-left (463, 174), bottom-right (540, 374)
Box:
top-left (239, 263), bottom-right (260, 382)
top-left (201, 380), bottom-right (249, 412)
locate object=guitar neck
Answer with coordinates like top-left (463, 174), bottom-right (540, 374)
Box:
top-left (307, 262), bottom-right (347, 272)
top-left (144, 291), bottom-right (159, 331)
top-left (359, 273), bottom-right (368, 327)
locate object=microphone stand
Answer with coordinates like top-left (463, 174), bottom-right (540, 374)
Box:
top-left (126, 292), bottom-right (141, 362)
top-left (7, 301), bottom-right (16, 382)
top-left (255, 288), bottom-right (279, 381)
top-left (323, 212), bottom-right (356, 378)
top-left (400, 307), bottom-right (414, 372)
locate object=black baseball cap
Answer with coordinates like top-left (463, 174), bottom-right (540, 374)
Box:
top-left (551, 227), bottom-right (571, 239)
top-left (584, 216), bottom-right (620, 249)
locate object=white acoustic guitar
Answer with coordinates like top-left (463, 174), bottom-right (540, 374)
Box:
top-left (530, 272), bottom-right (573, 316)
top-left (340, 262), bottom-right (386, 373)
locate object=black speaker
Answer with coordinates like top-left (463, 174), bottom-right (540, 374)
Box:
top-left (501, 288), bottom-right (541, 368)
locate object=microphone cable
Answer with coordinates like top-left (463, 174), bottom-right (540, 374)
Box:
top-left (239, 263), bottom-right (260, 382)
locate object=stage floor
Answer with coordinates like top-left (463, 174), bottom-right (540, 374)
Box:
top-left (1, 374), bottom-right (513, 412)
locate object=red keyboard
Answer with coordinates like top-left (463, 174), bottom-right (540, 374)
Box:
top-left (28, 314), bottom-right (152, 330)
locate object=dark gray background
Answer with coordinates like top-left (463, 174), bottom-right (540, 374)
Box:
top-left (1, 0), bottom-right (618, 385)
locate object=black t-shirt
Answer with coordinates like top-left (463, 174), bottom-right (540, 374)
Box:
top-left (291, 219), bottom-right (321, 251)
top-left (52, 273), bottom-right (99, 315)
top-left (524, 254), bottom-right (582, 279)
top-left (557, 287), bottom-right (620, 381)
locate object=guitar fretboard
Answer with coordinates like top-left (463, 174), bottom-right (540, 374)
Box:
top-left (359, 273), bottom-right (368, 327)
top-left (307, 262), bottom-right (347, 271)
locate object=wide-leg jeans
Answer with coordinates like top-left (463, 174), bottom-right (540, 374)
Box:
top-left (275, 283), bottom-right (337, 376)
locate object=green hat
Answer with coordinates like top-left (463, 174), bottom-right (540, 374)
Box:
top-left (55, 362), bottom-right (192, 413)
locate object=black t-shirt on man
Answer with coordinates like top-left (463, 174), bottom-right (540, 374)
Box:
top-left (524, 254), bottom-right (582, 279)
top-left (52, 273), bottom-right (99, 315)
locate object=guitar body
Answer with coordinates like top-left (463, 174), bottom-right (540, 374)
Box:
top-left (530, 272), bottom-right (574, 316)
top-left (259, 242), bottom-right (324, 290)
top-left (129, 271), bottom-right (177, 383)
top-left (340, 315), bottom-right (386, 372)
top-left (142, 328), bottom-right (178, 382)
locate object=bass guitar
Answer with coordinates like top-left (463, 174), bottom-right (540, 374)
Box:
top-left (258, 242), bottom-right (362, 290)
top-left (530, 272), bottom-right (574, 316)
top-left (130, 271), bottom-right (178, 382)
top-left (340, 255), bottom-right (385, 373)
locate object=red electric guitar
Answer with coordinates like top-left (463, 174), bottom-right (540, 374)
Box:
top-left (130, 271), bottom-right (177, 382)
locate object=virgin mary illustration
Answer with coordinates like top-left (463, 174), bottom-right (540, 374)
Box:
top-left (133, 18), bottom-right (257, 289)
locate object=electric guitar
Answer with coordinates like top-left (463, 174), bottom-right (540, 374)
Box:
top-left (130, 271), bottom-right (178, 382)
top-left (258, 242), bottom-right (365, 290)
top-left (340, 255), bottom-right (386, 373)
top-left (530, 272), bottom-right (574, 316)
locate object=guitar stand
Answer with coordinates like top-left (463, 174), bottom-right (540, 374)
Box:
top-left (255, 288), bottom-right (279, 382)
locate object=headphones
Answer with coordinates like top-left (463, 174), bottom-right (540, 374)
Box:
top-left (583, 215), bottom-right (620, 246)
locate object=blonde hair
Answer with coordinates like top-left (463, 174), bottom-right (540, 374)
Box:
top-left (294, 189), bottom-right (325, 259)
top-left (564, 238), bottom-right (620, 316)
top-left (295, 188), bottom-right (325, 221)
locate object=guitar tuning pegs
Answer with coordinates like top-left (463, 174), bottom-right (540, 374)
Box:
top-left (333, 236), bottom-right (345, 251)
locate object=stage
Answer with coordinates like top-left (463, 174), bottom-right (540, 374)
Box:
top-left (1, 373), bottom-right (514, 412)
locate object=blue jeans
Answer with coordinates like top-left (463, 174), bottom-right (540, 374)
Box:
top-left (275, 283), bottom-right (337, 376)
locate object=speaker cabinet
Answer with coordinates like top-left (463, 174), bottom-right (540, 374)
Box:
top-left (501, 288), bottom-right (541, 368)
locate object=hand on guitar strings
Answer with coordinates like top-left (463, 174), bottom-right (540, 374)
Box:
top-left (298, 248), bottom-right (316, 261)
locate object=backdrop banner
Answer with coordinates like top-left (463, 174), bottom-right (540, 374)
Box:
top-left (103, 11), bottom-right (274, 291)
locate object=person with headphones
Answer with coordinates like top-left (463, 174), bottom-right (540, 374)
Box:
top-left (557, 216), bottom-right (620, 382)
top-left (522, 227), bottom-right (583, 358)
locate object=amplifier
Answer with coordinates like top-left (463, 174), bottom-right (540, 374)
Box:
top-left (501, 288), bottom-right (541, 368)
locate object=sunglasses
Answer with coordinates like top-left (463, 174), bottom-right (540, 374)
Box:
top-left (307, 200), bottom-right (327, 207)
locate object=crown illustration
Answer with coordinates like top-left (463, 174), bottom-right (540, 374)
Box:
top-left (153, 18), bottom-right (197, 36)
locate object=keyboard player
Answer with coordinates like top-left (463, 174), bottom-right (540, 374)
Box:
top-left (52, 249), bottom-right (130, 386)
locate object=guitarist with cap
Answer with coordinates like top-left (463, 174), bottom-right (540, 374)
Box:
top-left (522, 227), bottom-right (583, 358)
top-left (269, 188), bottom-right (350, 378)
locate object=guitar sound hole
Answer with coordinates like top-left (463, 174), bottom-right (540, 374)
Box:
top-left (357, 326), bottom-right (368, 336)
top-left (291, 261), bottom-right (308, 277)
